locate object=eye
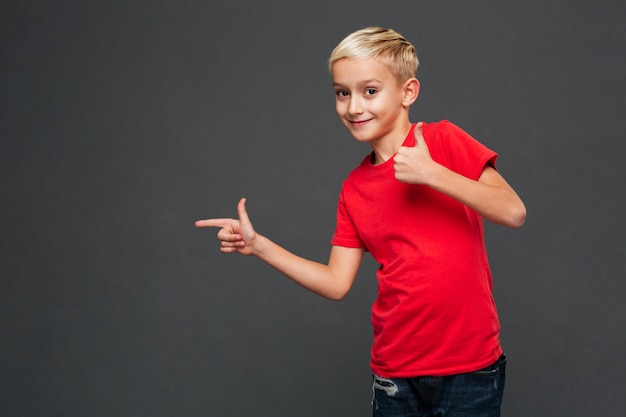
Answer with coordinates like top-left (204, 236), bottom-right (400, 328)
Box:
top-left (364, 88), bottom-right (377, 96)
top-left (335, 90), bottom-right (349, 98)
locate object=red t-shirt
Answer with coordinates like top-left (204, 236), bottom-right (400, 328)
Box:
top-left (331, 121), bottom-right (502, 378)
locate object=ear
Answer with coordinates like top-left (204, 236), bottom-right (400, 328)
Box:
top-left (402, 78), bottom-right (420, 107)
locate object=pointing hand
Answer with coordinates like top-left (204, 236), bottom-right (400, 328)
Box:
top-left (195, 198), bottom-right (257, 255)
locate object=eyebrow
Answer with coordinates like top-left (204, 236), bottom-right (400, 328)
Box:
top-left (332, 79), bottom-right (383, 88)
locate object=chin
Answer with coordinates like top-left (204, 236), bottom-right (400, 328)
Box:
top-left (349, 131), bottom-right (377, 144)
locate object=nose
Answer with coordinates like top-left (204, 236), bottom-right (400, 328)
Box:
top-left (348, 96), bottom-right (363, 116)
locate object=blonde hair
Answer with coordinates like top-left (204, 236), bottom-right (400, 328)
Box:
top-left (328, 27), bottom-right (419, 83)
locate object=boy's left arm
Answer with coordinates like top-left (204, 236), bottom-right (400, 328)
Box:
top-left (394, 123), bottom-right (526, 228)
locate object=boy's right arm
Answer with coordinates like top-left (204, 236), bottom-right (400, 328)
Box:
top-left (195, 198), bottom-right (364, 301)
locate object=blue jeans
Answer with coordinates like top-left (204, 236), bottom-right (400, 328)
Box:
top-left (372, 354), bottom-right (507, 417)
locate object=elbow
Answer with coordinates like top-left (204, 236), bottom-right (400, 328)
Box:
top-left (488, 200), bottom-right (526, 228)
top-left (326, 288), bottom-right (350, 302)
top-left (508, 214), bottom-right (526, 229)
top-left (504, 203), bottom-right (527, 229)
top-left (324, 282), bottom-right (352, 301)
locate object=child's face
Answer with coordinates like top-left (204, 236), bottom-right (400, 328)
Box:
top-left (332, 57), bottom-right (411, 144)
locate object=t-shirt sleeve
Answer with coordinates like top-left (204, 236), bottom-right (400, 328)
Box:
top-left (330, 185), bottom-right (366, 249)
top-left (433, 121), bottom-right (498, 180)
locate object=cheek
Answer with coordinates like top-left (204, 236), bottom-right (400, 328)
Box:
top-left (335, 101), bottom-right (346, 116)
top-left (368, 97), bottom-right (387, 111)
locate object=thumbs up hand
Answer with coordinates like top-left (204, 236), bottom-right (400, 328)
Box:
top-left (394, 122), bottom-right (437, 185)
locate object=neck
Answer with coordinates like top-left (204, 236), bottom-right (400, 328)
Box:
top-left (369, 121), bottom-right (413, 165)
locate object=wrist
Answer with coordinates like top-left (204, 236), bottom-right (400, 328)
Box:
top-left (249, 233), bottom-right (267, 258)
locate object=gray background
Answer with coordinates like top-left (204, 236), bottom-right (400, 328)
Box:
top-left (2, 1), bottom-right (624, 416)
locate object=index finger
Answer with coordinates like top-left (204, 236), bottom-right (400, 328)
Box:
top-left (194, 218), bottom-right (233, 228)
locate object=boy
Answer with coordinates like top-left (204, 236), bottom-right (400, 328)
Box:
top-left (196, 27), bottom-right (526, 417)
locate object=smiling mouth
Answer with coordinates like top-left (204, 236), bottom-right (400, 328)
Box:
top-left (349, 119), bottom-right (372, 127)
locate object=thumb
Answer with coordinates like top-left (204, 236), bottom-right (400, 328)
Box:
top-left (413, 122), bottom-right (425, 146)
top-left (237, 197), bottom-right (251, 225)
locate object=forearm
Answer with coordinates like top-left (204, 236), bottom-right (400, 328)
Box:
top-left (427, 165), bottom-right (526, 228)
top-left (251, 234), bottom-right (358, 300)
top-left (196, 198), bottom-right (363, 299)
